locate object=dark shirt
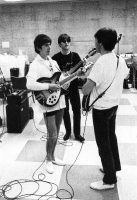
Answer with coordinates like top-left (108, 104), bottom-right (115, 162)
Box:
top-left (52, 51), bottom-right (83, 90)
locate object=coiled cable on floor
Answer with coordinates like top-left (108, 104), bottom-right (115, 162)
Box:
top-left (0, 177), bottom-right (58, 200)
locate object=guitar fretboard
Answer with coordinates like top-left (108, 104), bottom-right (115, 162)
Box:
top-left (59, 71), bottom-right (78, 86)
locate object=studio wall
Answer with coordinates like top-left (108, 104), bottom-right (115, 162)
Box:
top-left (0, 0), bottom-right (137, 61)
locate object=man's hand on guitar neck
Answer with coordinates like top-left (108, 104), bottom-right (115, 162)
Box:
top-left (77, 62), bottom-right (93, 77)
top-left (48, 83), bottom-right (61, 92)
top-left (77, 62), bottom-right (94, 78)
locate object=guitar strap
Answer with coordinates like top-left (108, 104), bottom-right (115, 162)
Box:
top-left (86, 55), bottom-right (120, 111)
top-left (71, 51), bottom-right (73, 65)
top-left (47, 56), bottom-right (61, 72)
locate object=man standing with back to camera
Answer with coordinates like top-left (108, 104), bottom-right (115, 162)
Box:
top-left (52, 33), bottom-right (85, 143)
top-left (82, 27), bottom-right (129, 190)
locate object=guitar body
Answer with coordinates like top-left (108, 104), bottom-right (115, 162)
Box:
top-left (34, 72), bottom-right (63, 107)
top-left (82, 94), bottom-right (91, 112)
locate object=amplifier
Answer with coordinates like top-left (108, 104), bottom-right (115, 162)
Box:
top-left (10, 68), bottom-right (19, 77)
top-left (7, 90), bottom-right (28, 107)
top-left (6, 96), bottom-right (29, 133)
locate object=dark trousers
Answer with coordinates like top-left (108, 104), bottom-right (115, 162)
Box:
top-left (92, 106), bottom-right (121, 184)
top-left (63, 88), bottom-right (81, 137)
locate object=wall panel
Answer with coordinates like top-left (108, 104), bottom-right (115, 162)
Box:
top-left (0, 0), bottom-right (136, 60)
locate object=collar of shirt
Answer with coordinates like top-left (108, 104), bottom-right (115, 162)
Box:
top-left (36, 54), bottom-right (53, 71)
top-left (36, 54), bottom-right (50, 63)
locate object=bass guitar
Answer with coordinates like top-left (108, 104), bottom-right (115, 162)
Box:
top-left (82, 91), bottom-right (105, 113)
top-left (34, 63), bottom-right (93, 107)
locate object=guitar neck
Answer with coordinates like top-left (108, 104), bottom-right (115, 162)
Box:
top-left (59, 71), bottom-right (78, 86)
top-left (67, 53), bottom-right (92, 75)
top-left (59, 62), bottom-right (93, 86)
top-left (68, 60), bottom-right (83, 74)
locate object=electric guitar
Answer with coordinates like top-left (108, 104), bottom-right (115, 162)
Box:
top-left (34, 63), bottom-right (93, 107)
top-left (82, 93), bottom-right (101, 112)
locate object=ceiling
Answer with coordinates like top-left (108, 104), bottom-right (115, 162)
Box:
top-left (0, 0), bottom-right (76, 4)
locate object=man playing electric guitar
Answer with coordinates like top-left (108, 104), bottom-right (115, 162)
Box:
top-left (26, 34), bottom-right (69, 174)
top-left (26, 34), bottom-right (87, 174)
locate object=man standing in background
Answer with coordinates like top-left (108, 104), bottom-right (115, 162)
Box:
top-left (52, 33), bottom-right (85, 143)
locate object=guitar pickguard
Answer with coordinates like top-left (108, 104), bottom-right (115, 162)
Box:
top-left (43, 90), bottom-right (61, 106)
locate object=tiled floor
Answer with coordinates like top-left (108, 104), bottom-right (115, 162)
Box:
top-left (0, 88), bottom-right (137, 200)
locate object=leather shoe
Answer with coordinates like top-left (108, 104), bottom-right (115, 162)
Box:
top-left (75, 135), bottom-right (85, 143)
top-left (63, 133), bottom-right (70, 141)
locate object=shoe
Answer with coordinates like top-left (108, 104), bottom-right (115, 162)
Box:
top-left (46, 161), bottom-right (54, 174)
top-left (75, 135), bottom-right (85, 143)
top-left (63, 133), bottom-right (70, 141)
top-left (90, 180), bottom-right (115, 190)
top-left (52, 158), bottom-right (66, 166)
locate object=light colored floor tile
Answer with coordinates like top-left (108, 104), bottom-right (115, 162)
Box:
top-left (63, 141), bottom-right (101, 165)
top-left (116, 115), bottom-right (137, 126)
top-left (123, 92), bottom-right (137, 106)
top-left (116, 126), bottom-right (137, 143)
top-left (117, 105), bottom-right (137, 115)
top-left (117, 165), bottom-right (137, 200)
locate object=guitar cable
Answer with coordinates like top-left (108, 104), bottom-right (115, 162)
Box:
top-left (0, 109), bottom-right (89, 200)
top-left (56, 111), bottom-right (89, 199)
top-left (32, 117), bottom-right (73, 147)
top-left (30, 108), bottom-right (89, 199)
top-left (0, 93), bottom-right (89, 200)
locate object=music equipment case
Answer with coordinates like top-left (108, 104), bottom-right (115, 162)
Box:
top-left (6, 90), bottom-right (29, 133)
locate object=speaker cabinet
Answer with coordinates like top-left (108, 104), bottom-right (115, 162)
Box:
top-left (10, 68), bottom-right (19, 77)
top-left (6, 91), bottom-right (29, 133)
top-left (7, 90), bottom-right (28, 106)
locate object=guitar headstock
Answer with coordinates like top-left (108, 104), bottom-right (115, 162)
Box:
top-left (85, 48), bottom-right (96, 59)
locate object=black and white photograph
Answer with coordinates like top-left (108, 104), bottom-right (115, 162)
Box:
top-left (0, 0), bottom-right (137, 199)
